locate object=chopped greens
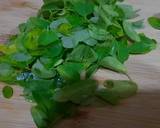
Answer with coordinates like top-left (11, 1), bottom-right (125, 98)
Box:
top-left (0, 0), bottom-right (157, 128)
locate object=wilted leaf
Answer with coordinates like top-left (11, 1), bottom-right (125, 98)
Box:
top-left (104, 80), bottom-right (138, 98)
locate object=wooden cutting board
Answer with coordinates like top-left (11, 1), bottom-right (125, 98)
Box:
top-left (0, 0), bottom-right (160, 128)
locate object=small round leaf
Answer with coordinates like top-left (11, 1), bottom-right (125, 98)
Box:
top-left (2, 86), bottom-right (13, 99)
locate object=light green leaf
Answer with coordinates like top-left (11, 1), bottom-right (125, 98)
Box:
top-left (73, 29), bottom-right (90, 42)
top-left (118, 4), bottom-right (138, 19)
top-left (89, 24), bottom-right (109, 40)
top-left (11, 52), bottom-right (32, 62)
top-left (61, 36), bottom-right (78, 48)
top-left (123, 20), bottom-right (140, 42)
top-left (32, 60), bottom-right (56, 79)
top-left (83, 38), bottom-right (98, 46)
top-left (67, 44), bottom-right (98, 64)
top-left (95, 6), bottom-right (112, 26)
top-left (10, 52), bottom-right (33, 68)
top-left (0, 63), bottom-right (16, 83)
top-left (50, 18), bottom-right (69, 29)
top-left (102, 4), bottom-right (119, 17)
top-left (104, 80), bottom-right (138, 98)
top-left (58, 23), bottom-right (72, 35)
top-left (99, 56), bottom-right (127, 73)
top-left (24, 29), bottom-right (40, 50)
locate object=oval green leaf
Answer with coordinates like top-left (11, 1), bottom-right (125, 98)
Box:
top-left (2, 86), bottom-right (13, 99)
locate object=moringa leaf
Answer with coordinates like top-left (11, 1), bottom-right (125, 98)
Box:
top-left (104, 80), bottom-right (138, 98)
top-left (32, 60), bottom-right (56, 79)
top-left (0, 0), bottom-right (157, 128)
top-left (148, 16), bottom-right (160, 30)
top-left (123, 20), bottom-right (140, 42)
top-left (99, 56), bottom-right (127, 73)
top-left (96, 88), bottom-right (119, 105)
top-left (2, 86), bottom-right (13, 99)
top-left (53, 79), bottom-right (98, 104)
top-left (38, 30), bottom-right (59, 46)
top-left (67, 44), bottom-right (98, 64)
top-left (73, 1), bottom-right (94, 17)
top-left (57, 62), bottom-right (84, 81)
top-left (129, 34), bottom-right (157, 54)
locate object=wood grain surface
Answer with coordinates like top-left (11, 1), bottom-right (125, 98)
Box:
top-left (0, 0), bottom-right (160, 128)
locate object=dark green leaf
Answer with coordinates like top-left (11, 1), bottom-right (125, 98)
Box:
top-left (117, 41), bottom-right (129, 63)
top-left (53, 79), bottom-right (98, 104)
top-left (66, 15), bottom-right (83, 27)
top-left (73, 1), bottom-right (94, 17)
top-left (118, 4), bottom-right (138, 19)
top-left (38, 30), bottom-right (59, 46)
top-left (44, 41), bottom-right (63, 58)
top-left (129, 34), bottom-right (157, 54)
top-left (86, 64), bottom-right (99, 78)
top-left (96, 88), bottom-right (119, 105)
top-left (26, 17), bottom-right (50, 31)
top-left (148, 16), bottom-right (160, 30)
top-left (31, 106), bottom-right (48, 128)
top-left (57, 62), bottom-right (84, 80)
top-left (2, 86), bottom-right (13, 99)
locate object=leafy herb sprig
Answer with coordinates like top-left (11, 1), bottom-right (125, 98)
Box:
top-left (0, 0), bottom-right (157, 128)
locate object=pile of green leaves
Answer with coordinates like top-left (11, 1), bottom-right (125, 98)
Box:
top-left (0, 0), bottom-right (157, 128)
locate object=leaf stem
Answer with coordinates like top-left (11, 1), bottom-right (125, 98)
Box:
top-left (125, 73), bottom-right (133, 81)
